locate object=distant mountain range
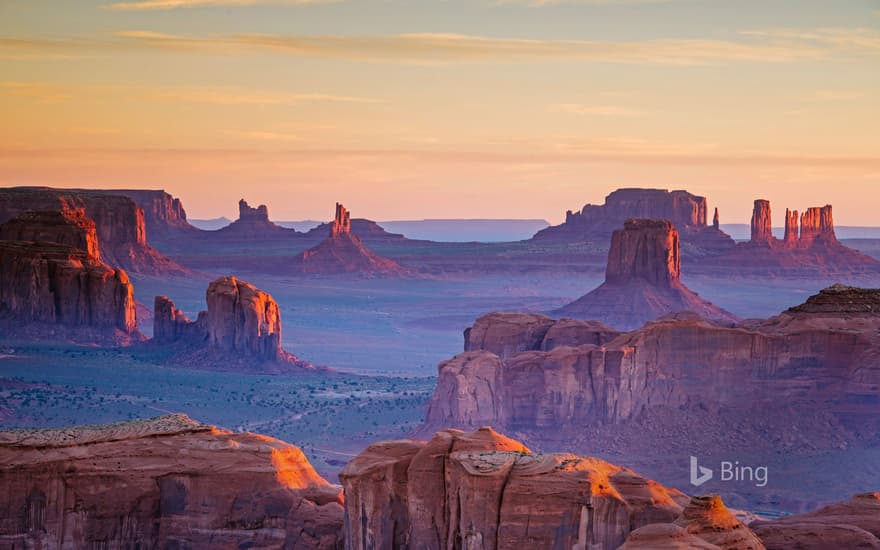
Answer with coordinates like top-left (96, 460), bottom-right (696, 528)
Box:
top-left (189, 218), bottom-right (550, 242)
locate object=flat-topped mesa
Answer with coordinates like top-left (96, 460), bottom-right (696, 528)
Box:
top-left (800, 204), bottom-right (837, 246)
top-left (607, 218), bottom-right (680, 287)
top-left (238, 199), bottom-right (270, 223)
top-left (340, 428), bottom-right (688, 550)
top-left (330, 202), bottom-right (351, 237)
top-left (0, 415), bottom-right (344, 548)
top-left (784, 208), bottom-right (799, 246)
top-left (0, 240), bottom-right (138, 342)
top-left (0, 208), bottom-right (101, 261)
top-left (750, 199), bottom-right (773, 244)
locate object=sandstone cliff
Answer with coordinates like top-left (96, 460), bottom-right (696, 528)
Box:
top-left (555, 219), bottom-right (738, 329)
top-left (0, 240), bottom-right (139, 343)
top-left (750, 199), bottom-right (773, 244)
top-left (153, 276), bottom-right (316, 372)
top-left (0, 414), bottom-right (343, 549)
top-left (0, 187), bottom-right (189, 276)
top-left (297, 203), bottom-right (408, 276)
top-left (340, 427), bottom-right (687, 550)
top-left (0, 209), bottom-right (100, 260)
top-left (103, 189), bottom-right (198, 239)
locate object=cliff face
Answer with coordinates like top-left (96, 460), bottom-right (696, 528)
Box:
top-left (0, 240), bottom-right (138, 342)
top-left (103, 189), bottom-right (198, 239)
top-left (0, 414), bottom-right (343, 549)
top-left (0, 209), bottom-right (100, 260)
top-left (297, 203), bottom-right (408, 276)
top-left (750, 199), bottom-right (773, 244)
top-left (532, 188), bottom-right (735, 254)
top-left (555, 219), bottom-right (737, 329)
top-left (0, 187), bottom-right (189, 276)
top-left (425, 286), bottom-right (880, 450)
top-left (340, 427), bottom-right (687, 550)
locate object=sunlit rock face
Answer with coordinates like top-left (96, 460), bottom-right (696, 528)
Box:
top-left (0, 208), bottom-right (101, 261)
top-left (297, 203), bottom-right (408, 276)
top-left (0, 239), bottom-right (139, 343)
top-left (555, 219), bottom-right (738, 329)
top-left (0, 186), bottom-right (189, 276)
top-left (0, 414), bottom-right (344, 549)
top-left (340, 427), bottom-right (687, 550)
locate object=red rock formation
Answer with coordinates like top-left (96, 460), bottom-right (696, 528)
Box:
top-left (340, 428), bottom-right (687, 550)
top-left (0, 209), bottom-right (100, 260)
top-left (672, 495), bottom-right (765, 550)
top-left (152, 277), bottom-right (315, 372)
top-left (213, 199), bottom-right (293, 237)
top-left (0, 414), bottom-right (343, 549)
top-left (799, 204), bottom-right (837, 246)
top-left (750, 199), bottom-right (773, 244)
top-left (297, 203), bottom-right (408, 276)
top-left (713, 207), bottom-right (720, 230)
top-left (463, 312), bottom-right (555, 359)
top-left (784, 208), bottom-right (799, 247)
top-left (532, 188), bottom-right (736, 255)
top-left (556, 219), bottom-right (738, 329)
top-left (0, 187), bottom-right (189, 276)
top-left (0, 240), bottom-right (139, 343)
top-left (103, 189), bottom-right (198, 239)
top-left (751, 493), bottom-right (880, 549)
top-left (423, 286), bottom-right (880, 464)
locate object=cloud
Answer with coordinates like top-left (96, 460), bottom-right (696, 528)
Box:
top-left (104, 0), bottom-right (338, 10)
top-left (806, 90), bottom-right (866, 101)
top-left (548, 103), bottom-right (644, 116)
top-left (0, 81), bottom-right (382, 106)
top-left (5, 27), bottom-right (880, 65)
top-left (495, 0), bottom-right (675, 6)
top-left (222, 129), bottom-right (300, 141)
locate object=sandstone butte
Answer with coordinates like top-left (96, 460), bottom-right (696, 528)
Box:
top-left (216, 199), bottom-right (296, 237)
top-left (555, 218), bottom-right (739, 330)
top-left (0, 238), bottom-right (139, 344)
top-left (0, 187), bottom-right (190, 276)
top-left (296, 203), bottom-right (408, 276)
top-left (531, 188), bottom-right (735, 254)
top-left (423, 285), bottom-right (880, 454)
top-left (710, 199), bottom-right (879, 275)
top-left (154, 275), bottom-right (317, 372)
top-left (0, 414), bottom-right (344, 549)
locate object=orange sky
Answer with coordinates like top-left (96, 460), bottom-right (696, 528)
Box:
top-left (1, 0), bottom-right (878, 224)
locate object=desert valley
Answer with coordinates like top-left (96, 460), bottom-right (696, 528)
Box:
top-left (1, 183), bottom-right (879, 549)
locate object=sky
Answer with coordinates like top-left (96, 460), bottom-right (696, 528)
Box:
top-left (0, 0), bottom-right (878, 224)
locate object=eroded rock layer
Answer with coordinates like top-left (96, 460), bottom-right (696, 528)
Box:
top-left (0, 240), bottom-right (138, 343)
top-left (340, 427), bottom-right (687, 550)
top-left (0, 414), bottom-right (343, 549)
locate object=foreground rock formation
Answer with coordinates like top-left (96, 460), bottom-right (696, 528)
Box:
top-left (0, 239), bottom-right (139, 343)
top-left (423, 285), bottom-right (880, 508)
top-left (0, 209), bottom-right (101, 261)
top-left (0, 187), bottom-right (189, 276)
top-left (532, 188), bottom-right (735, 254)
top-left (154, 275), bottom-right (315, 372)
top-left (0, 414), bottom-right (343, 549)
top-left (296, 203), bottom-right (408, 276)
top-left (340, 427), bottom-right (688, 550)
top-left (555, 219), bottom-right (738, 329)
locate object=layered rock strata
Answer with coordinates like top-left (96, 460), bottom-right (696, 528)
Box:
top-left (0, 414), bottom-right (343, 549)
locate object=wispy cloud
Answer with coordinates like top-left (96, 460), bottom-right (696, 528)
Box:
top-left (5, 27), bottom-right (879, 65)
top-left (104, 0), bottom-right (338, 10)
top-left (548, 103), bottom-right (644, 116)
top-left (805, 90), bottom-right (866, 101)
top-left (0, 81), bottom-right (382, 106)
top-left (222, 129), bottom-right (300, 141)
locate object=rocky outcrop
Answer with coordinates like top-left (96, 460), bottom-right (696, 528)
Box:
top-left (784, 208), bottom-right (799, 246)
top-left (423, 286), bottom-right (880, 475)
top-left (713, 207), bottom-right (720, 230)
top-left (103, 189), bottom-right (198, 239)
top-left (532, 188), bottom-right (736, 255)
top-left (618, 523), bottom-right (720, 549)
top-left (214, 199), bottom-right (295, 237)
top-left (799, 205), bottom-right (836, 246)
top-left (0, 240), bottom-right (138, 343)
top-left (0, 209), bottom-right (100, 260)
top-left (0, 187), bottom-right (189, 276)
top-left (153, 276), bottom-right (315, 371)
top-left (297, 203), bottom-right (408, 276)
top-left (463, 312), bottom-right (555, 359)
top-left (340, 427), bottom-right (687, 550)
top-left (750, 199), bottom-right (773, 244)
top-left (751, 493), bottom-right (880, 549)
top-left (555, 219), bottom-right (738, 329)
top-left (0, 414), bottom-right (343, 549)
